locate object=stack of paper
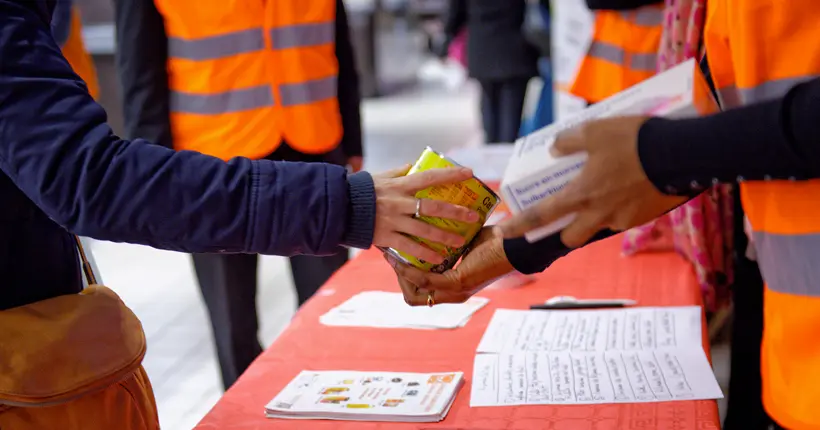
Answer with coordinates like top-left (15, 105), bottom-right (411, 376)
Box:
top-left (470, 307), bottom-right (724, 407)
top-left (320, 291), bottom-right (489, 329)
top-left (265, 371), bottom-right (465, 422)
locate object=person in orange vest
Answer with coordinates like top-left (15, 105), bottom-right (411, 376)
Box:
top-left (570, 1), bottom-right (664, 104)
top-left (50, 0), bottom-right (99, 99)
top-left (114, 0), bottom-right (366, 389)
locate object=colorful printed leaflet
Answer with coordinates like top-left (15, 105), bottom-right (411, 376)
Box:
top-left (265, 371), bottom-right (464, 422)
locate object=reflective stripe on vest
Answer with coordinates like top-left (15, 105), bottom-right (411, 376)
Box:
top-left (753, 232), bottom-right (820, 296)
top-left (705, 1), bottom-right (820, 427)
top-left (569, 4), bottom-right (663, 103)
top-left (717, 76), bottom-right (817, 109)
top-left (155, 0), bottom-right (342, 160)
top-left (586, 42), bottom-right (658, 72)
top-left (166, 24), bottom-right (338, 114)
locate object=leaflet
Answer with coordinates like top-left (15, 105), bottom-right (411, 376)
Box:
top-left (266, 371), bottom-right (464, 422)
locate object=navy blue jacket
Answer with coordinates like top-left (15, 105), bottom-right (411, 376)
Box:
top-left (0, 0), bottom-right (375, 310)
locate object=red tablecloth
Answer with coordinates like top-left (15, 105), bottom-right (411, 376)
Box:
top-left (195, 236), bottom-right (720, 430)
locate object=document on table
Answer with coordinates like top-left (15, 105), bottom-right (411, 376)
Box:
top-left (470, 307), bottom-right (723, 407)
top-left (476, 307), bottom-right (703, 353)
top-left (320, 291), bottom-right (489, 329)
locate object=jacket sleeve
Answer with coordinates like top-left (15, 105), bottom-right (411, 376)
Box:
top-left (335, 0), bottom-right (363, 159)
top-left (0, 0), bottom-right (376, 255)
top-left (638, 77), bottom-right (820, 196)
top-left (114, 0), bottom-right (174, 149)
top-left (504, 230), bottom-right (617, 275)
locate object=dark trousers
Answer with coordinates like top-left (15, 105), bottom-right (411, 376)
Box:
top-left (192, 251), bottom-right (348, 389)
top-left (193, 142), bottom-right (349, 390)
top-left (723, 186), bottom-right (774, 430)
top-left (478, 78), bottom-right (530, 144)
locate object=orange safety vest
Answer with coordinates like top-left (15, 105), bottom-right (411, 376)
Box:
top-left (705, 1), bottom-right (820, 428)
top-left (59, 7), bottom-right (100, 100)
top-left (570, 4), bottom-right (663, 103)
top-left (153, 0), bottom-right (343, 161)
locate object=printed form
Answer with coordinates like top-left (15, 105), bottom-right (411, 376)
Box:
top-left (470, 307), bottom-right (723, 407)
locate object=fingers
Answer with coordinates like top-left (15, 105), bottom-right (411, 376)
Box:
top-left (498, 184), bottom-right (585, 239)
top-left (400, 167), bottom-right (474, 192)
top-left (387, 233), bottom-right (446, 264)
top-left (384, 253), bottom-right (433, 306)
top-left (394, 217), bottom-right (465, 248)
top-left (415, 198), bottom-right (480, 223)
top-left (375, 164), bottom-right (412, 179)
top-left (384, 253), bottom-right (472, 306)
top-left (549, 126), bottom-right (589, 157)
top-left (560, 210), bottom-right (606, 249)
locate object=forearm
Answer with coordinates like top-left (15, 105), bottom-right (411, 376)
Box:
top-left (638, 78), bottom-right (820, 196)
top-left (114, 0), bottom-right (173, 148)
top-left (504, 229), bottom-right (618, 274)
top-left (335, 0), bottom-right (363, 158)
top-left (0, 2), bottom-right (375, 255)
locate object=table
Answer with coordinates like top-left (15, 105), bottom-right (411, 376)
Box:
top-left (195, 236), bottom-right (720, 430)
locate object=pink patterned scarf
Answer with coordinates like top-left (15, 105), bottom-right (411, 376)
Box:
top-left (621, 0), bottom-right (734, 312)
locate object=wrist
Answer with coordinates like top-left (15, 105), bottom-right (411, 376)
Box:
top-left (341, 172), bottom-right (376, 249)
top-left (457, 229), bottom-right (514, 286)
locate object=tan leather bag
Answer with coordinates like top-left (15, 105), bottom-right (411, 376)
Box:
top-left (0, 237), bottom-right (159, 429)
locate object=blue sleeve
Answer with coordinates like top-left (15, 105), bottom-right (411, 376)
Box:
top-left (0, 0), bottom-right (375, 255)
top-left (504, 229), bottom-right (618, 274)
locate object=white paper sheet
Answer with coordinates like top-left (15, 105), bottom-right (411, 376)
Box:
top-left (470, 349), bottom-right (723, 406)
top-left (476, 307), bottom-right (704, 353)
top-left (320, 291), bottom-right (489, 330)
top-left (470, 307), bottom-right (723, 406)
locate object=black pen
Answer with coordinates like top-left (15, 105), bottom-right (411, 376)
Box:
top-left (529, 302), bottom-right (627, 310)
top-left (530, 297), bottom-right (637, 311)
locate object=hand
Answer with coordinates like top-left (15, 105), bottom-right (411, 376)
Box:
top-left (385, 227), bottom-right (514, 306)
top-left (347, 156), bottom-right (363, 173)
top-left (372, 164), bottom-right (480, 264)
top-left (499, 116), bottom-right (688, 248)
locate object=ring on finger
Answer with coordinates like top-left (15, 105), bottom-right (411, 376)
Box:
top-left (427, 291), bottom-right (435, 307)
top-left (414, 198), bottom-right (422, 218)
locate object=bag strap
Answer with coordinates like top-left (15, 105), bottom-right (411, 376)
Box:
top-left (73, 236), bottom-right (98, 286)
